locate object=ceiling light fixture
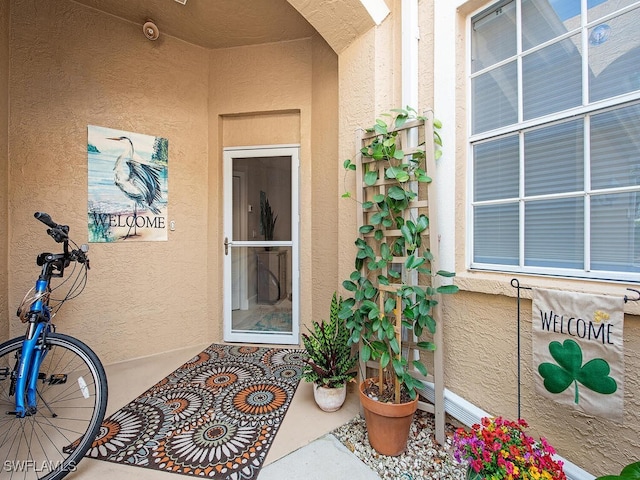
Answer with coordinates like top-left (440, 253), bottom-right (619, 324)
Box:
top-left (174, 0), bottom-right (187, 4)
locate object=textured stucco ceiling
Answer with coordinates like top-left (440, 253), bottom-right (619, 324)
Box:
top-left (70, 0), bottom-right (378, 53)
top-left (71, 0), bottom-right (318, 49)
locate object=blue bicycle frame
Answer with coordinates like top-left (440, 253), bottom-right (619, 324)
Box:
top-left (3, 212), bottom-right (100, 480)
top-left (14, 278), bottom-right (53, 417)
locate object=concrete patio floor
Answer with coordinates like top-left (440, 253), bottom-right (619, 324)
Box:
top-left (70, 344), bottom-right (374, 479)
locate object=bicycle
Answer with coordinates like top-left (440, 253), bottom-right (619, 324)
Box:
top-left (0, 212), bottom-right (108, 480)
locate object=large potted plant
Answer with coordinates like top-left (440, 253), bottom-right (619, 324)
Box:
top-left (302, 292), bottom-right (358, 412)
top-left (339, 107), bottom-right (458, 455)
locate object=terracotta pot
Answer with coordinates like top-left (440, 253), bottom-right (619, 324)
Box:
top-left (359, 378), bottom-right (418, 456)
top-left (313, 383), bottom-right (347, 412)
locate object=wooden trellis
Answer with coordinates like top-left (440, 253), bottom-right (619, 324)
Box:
top-left (356, 111), bottom-right (446, 445)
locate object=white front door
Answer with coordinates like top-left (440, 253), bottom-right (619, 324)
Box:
top-left (223, 146), bottom-right (299, 344)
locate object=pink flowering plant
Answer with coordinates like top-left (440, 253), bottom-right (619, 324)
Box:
top-left (453, 417), bottom-right (567, 480)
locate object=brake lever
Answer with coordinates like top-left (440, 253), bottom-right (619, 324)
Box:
top-left (75, 248), bottom-right (90, 270)
top-left (47, 226), bottom-right (69, 243)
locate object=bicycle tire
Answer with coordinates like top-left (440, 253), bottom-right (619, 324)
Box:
top-left (0, 333), bottom-right (108, 480)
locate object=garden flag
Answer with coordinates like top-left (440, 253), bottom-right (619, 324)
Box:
top-left (532, 288), bottom-right (624, 422)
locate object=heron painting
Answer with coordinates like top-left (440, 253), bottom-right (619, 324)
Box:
top-left (87, 125), bottom-right (168, 242)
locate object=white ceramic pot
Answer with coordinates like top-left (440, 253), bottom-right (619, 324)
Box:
top-left (313, 383), bottom-right (347, 412)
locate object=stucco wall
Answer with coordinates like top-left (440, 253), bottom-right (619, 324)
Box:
top-left (336, 0), bottom-right (640, 475)
top-left (337, 10), bottom-right (402, 290)
top-left (442, 291), bottom-right (640, 476)
top-left (418, 0), bottom-right (435, 110)
top-left (0, 0), bottom-right (9, 340)
top-left (436, 0), bottom-right (640, 475)
top-left (208, 36), bottom-right (339, 337)
top-left (310, 34), bottom-right (340, 324)
top-left (7, 0), bottom-right (637, 474)
top-left (5, 1), bottom-right (340, 362)
top-left (7, 0), bottom-right (211, 363)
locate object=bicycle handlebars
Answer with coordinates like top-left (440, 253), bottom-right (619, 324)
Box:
top-left (34, 212), bottom-right (90, 269)
top-left (34, 211), bottom-right (58, 228)
top-left (35, 211), bottom-right (69, 243)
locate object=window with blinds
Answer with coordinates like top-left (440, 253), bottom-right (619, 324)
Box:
top-left (469, 0), bottom-right (640, 281)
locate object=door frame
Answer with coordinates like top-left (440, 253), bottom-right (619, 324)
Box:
top-left (222, 145), bottom-right (300, 344)
top-left (232, 172), bottom-right (248, 310)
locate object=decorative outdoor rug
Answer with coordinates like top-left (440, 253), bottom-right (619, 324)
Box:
top-left (88, 344), bottom-right (305, 479)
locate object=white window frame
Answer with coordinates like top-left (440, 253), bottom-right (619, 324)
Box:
top-left (467, 0), bottom-right (640, 282)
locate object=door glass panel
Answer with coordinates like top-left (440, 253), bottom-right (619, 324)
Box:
top-left (230, 156), bottom-right (293, 336)
top-left (231, 246), bottom-right (292, 332)
top-left (233, 156), bottom-right (291, 242)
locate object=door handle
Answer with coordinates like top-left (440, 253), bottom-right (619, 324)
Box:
top-left (224, 237), bottom-right (229, 255)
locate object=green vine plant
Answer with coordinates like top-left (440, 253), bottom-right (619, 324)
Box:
top-left (595, 462), bottom-right (640, 480)
top-left (339, 107), bottom-right (458, 403)
top-left (342, 108), bottom-right (442, 200)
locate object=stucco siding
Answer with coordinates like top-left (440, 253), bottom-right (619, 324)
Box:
top-left (8, 0), bottom-right (210, 363)
top-left (438, 0), bottom-right (640, 475)
top-left (0, 0), bottom-right (9, 340)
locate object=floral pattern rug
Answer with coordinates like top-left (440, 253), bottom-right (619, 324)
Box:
top-left (88, 344), bottom-right (305, 479)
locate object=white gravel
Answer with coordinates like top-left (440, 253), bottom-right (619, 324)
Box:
top-left (332, 411), bottom-right (467, 480)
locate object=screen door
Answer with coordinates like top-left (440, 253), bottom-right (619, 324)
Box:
top-left (222, 146), bottom-right (299, 344)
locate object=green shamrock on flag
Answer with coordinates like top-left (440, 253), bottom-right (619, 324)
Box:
top-left (538, 339), bottom-right (617, 404)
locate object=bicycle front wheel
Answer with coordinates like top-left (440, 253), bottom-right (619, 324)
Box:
top-left (0, 333), bottom-right (108, 480)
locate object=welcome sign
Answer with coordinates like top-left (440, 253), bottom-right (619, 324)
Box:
top-left (88, 125), bottom-right (168, 242)
top-left (532, 288), bottom-right (624, 422)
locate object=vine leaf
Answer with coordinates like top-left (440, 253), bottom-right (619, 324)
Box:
top-left (595, 461), bottom-right (640, 480)
top-left (538, 339), bottom-right (617, 404)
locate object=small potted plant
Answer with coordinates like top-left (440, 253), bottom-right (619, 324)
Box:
top-left (260, 192), bottom-right (277, 245)
top-left (302, 292), bottom-right (358, 412)
top-left (453, 416), bottom-right (567, 480)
